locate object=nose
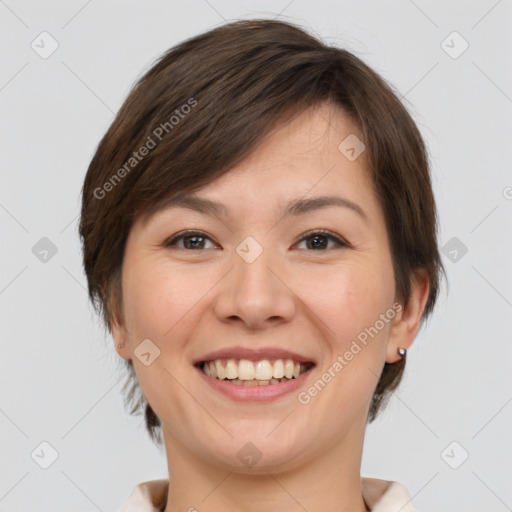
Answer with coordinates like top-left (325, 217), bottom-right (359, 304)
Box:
top-left (211, 246), bottom-right (297, 330)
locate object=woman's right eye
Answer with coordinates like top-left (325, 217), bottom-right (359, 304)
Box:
top-left (164, 231), bottom-right (218, 250)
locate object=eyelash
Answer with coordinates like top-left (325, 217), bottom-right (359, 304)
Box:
top-left (163, 229), bottom-right (349, 251)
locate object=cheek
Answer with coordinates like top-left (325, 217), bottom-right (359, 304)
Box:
top-left (301, 258), bottom-right (395, 343)
top-left (120, 260), bottom-right (205, 413)
top-left (121, 257), bottom-right (217, 344)
top-left (299, 264), bottom-right (395, 423)
top-left (121, 259), bottom-right (176, 341)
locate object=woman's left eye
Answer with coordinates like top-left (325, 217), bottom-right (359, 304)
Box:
top-left (294, 230), bottom-right (348, 250)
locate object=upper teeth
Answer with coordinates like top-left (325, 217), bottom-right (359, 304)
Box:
top-left (202, 358), bottom-right (308, 380)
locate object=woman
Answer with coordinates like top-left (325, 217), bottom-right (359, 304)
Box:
top-left (80, 19), bottom-right (443, 512)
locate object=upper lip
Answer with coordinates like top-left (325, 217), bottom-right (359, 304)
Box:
top-left (193, 346), bottom-right (316, 365)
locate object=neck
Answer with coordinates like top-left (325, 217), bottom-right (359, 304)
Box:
top-left (161, 417), bottom-right (369, 512)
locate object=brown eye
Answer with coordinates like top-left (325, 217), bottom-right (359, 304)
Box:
top-left (164, 231), bottom-right (217, 250)
top-left (295, 230), bottom-right (348, 250)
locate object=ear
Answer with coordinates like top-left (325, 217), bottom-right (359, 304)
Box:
top-left (386, 271), bottom-right (430, 364)
top-left (104, 277), bottom-right (131, 360)
top-left (109, 298), bottom-right (131, 360)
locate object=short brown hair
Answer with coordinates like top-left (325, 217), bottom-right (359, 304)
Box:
top-left (79, 19), bottom-right (444, 445)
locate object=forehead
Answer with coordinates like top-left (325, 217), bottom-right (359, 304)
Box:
top-left (137, 102), bottom-right (378, 227)
top-left (235, 102), bottom-right (366, 168)
top-left (180, 104), bottom-right (373, 210)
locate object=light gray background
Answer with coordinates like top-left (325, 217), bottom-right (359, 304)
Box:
top-left (1, 1), bottom-right (511, 511)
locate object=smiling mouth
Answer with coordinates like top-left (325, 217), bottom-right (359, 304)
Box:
top-left (196, 358), bottom-right (315, 386)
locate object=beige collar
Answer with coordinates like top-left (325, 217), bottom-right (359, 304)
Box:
top-left (117, 476), bottom-right (419, 512)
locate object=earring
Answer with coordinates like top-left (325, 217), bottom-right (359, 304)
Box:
top-left (397, 347), bottom-right (406, 359)
top-left (117, 342), bottom-right (125, 349)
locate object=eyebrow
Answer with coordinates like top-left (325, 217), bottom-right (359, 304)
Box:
top-left (164, 194), bottom-right (367, 221)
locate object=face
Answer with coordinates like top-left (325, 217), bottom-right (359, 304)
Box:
top-left (113, 102), bottom-right (419, 473)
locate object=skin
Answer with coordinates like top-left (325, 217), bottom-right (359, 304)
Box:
top-left (113, 102), bottom-right (430, 512)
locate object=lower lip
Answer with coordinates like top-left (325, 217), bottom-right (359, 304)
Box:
top-left (194, 365), bottom-right (315, 402)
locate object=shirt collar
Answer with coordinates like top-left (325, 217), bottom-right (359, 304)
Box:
top-left (117, 476), bottom-right (419, 512)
